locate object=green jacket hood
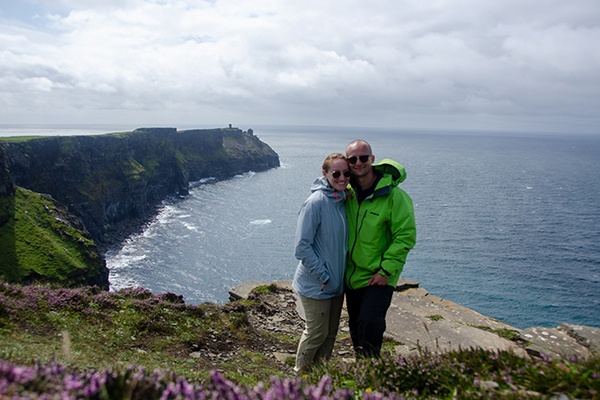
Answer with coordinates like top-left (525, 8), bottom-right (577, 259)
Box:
top-left (373, 158), bottom-right (407, 186)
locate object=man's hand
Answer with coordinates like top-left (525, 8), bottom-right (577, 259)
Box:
top-left (368, 273), bottom-right (389, 286)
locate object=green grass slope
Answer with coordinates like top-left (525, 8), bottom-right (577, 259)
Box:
top-left (0, 187), bottom-right (108, 288)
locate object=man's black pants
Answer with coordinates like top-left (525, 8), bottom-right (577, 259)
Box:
top-left (345, 285), bottom-right (394, 357)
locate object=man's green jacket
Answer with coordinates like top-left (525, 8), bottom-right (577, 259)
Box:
top-left (345, 158), bottom-right (417, 289)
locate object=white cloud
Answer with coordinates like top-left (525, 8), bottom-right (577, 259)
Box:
top-left (0, 0), bottom-right (599, 133)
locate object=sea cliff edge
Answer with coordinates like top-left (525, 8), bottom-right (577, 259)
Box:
top-left (230, 279), bottom-right (600, 361)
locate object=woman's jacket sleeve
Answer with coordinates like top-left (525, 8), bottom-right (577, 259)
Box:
top-left (294, 197), bottom-right (330, 284)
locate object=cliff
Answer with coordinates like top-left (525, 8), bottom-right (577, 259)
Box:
top-left (2, 145), bottom-right (107, 288)
top-left (0, 143), bottom-right (14, 198)
top-left (0, 186), bottom-right (108, 289)
top-left (2, 127), bottom-right (280, 248)
top-left (0, 127), bottom-right (279, 289)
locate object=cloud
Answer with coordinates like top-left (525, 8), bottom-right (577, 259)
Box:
top-left (0, 0), bottom-right (599, 133)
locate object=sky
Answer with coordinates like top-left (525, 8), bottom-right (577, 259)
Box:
top-left (1, 0), bottom-right (599, 134)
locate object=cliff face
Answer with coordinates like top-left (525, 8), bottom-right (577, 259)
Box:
top-left (0, 143), bottom-right (15, 198)
top-left (3, 127), bottom-right (280, 248)
top-left (2, 142), bottom-right (107, 288)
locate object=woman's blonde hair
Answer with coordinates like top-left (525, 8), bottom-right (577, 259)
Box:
top-left (322, 153), bottom-right (347, 173)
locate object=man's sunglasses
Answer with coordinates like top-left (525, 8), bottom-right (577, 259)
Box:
top-left (331, 170), bottom-right (351, 179)
top-left (347, 155), bottom-right (371, 164)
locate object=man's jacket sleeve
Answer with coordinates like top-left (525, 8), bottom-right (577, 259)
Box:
top-left (381, 189), bottom-right (416, 276)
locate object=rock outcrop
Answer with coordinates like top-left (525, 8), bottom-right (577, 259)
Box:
top-left (229, 280), bottom-right (600, 361)
top-left (0, 143), bottom-right (14, 197)
top-left (2, 127), bottom-right (279, 248)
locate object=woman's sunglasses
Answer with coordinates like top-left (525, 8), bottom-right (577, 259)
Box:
top-left (347, 155), bottom-right (371, 164)
top-left (331, 170), bottom-right (351, 179)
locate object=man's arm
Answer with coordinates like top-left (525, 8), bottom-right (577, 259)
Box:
top-left (380, 189), bottom-right (417, 278)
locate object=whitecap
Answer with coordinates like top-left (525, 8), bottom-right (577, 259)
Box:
top-left (108, 275), bottom-right (140, 292)
top-left (235, 171), bottom-right (256, 179)
top-left (181, 221), bottom-right (199, 231)
top-left (250, 219), bottom-right (272, 225)
top-left (190, 177), bottom-right (217, 187)
top-left (108, 253), bottom-right (147, 269)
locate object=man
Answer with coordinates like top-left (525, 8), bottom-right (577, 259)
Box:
top-left (344, 140), bottom-right (417, 357)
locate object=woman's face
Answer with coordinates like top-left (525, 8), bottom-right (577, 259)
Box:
top-left (324, 158), bottom-right (350, 191)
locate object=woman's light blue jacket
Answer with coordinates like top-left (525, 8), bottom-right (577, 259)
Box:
top-left (292, 176), bottom-right (348, 299)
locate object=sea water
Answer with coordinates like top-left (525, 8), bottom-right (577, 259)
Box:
top-left (104, 126), bottom-right (600, 329)
top-left (3, 125), bottom-right (598, 329)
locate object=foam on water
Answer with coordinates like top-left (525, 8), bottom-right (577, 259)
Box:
top-left (250, 219), bottom-right (272, 225)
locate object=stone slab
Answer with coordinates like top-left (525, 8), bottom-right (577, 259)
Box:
top-left (395, 277), bottom-right (420, 291)
top-left (559, 324), bottom-right (600, 354)
top-left (386, 288), bottom-right (527, 357)
top-left (389, 288), bottom-right (520, 332)
top-left (522, 327), bottom-right (593, 359)
top-left (228, 280), bottom-right (293, 301)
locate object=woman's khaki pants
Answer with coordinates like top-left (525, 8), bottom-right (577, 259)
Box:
top-left (295, 293), bottom-right (344, 373)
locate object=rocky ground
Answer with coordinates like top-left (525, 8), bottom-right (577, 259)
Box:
top-left (225, 282), bottom-right (356, 374)
top-left (229, 279), bottom-right (600, 368)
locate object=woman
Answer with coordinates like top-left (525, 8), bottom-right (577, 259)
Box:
top-left (292, 153), bottom-right (350, 373)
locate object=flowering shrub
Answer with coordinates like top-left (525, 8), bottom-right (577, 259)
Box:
top-left (4, 352), bottom-right (597, 399)
top-left (0, 281), bottom-right (296, 386)
top-left (0, 282), bottom-right (200, 319)
top-left (1, 281), bottom-right (599, 399)
top-left (0, 359), bottom-right (359, 399)
top-left (320, 348), bottom-right (600, 398)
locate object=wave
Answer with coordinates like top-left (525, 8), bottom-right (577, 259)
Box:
top-left (235, 171), bottom-right (256, 179)
top-left (190, 177), bottom-right (217, 188)
top-left (250, 219), bottom-right (272, 225)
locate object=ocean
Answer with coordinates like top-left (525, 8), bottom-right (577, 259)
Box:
top-left (3, 125), bottom-right (599, 329)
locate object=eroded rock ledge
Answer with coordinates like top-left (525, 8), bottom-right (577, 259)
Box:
top-left (229, 279), bottom-right (600, 361)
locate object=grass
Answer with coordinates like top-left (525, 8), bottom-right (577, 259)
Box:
top-left (0, 281), bottom-right (599, 399)
top-left (249, 283), bottom-right (279, 296)
top-left (0, 282), bottom-right (292, 386)
top-left (427, 314), bottom-right (444, 321)
top-left (473, 325), bottom-right (524, 342)
top-left (0, 187), bottom-right (106, 288)
top-left (0, 136), bottom-right (46, 142)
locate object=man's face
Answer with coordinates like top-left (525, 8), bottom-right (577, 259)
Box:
top-left (346, 142), bottom-right (374, 179)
